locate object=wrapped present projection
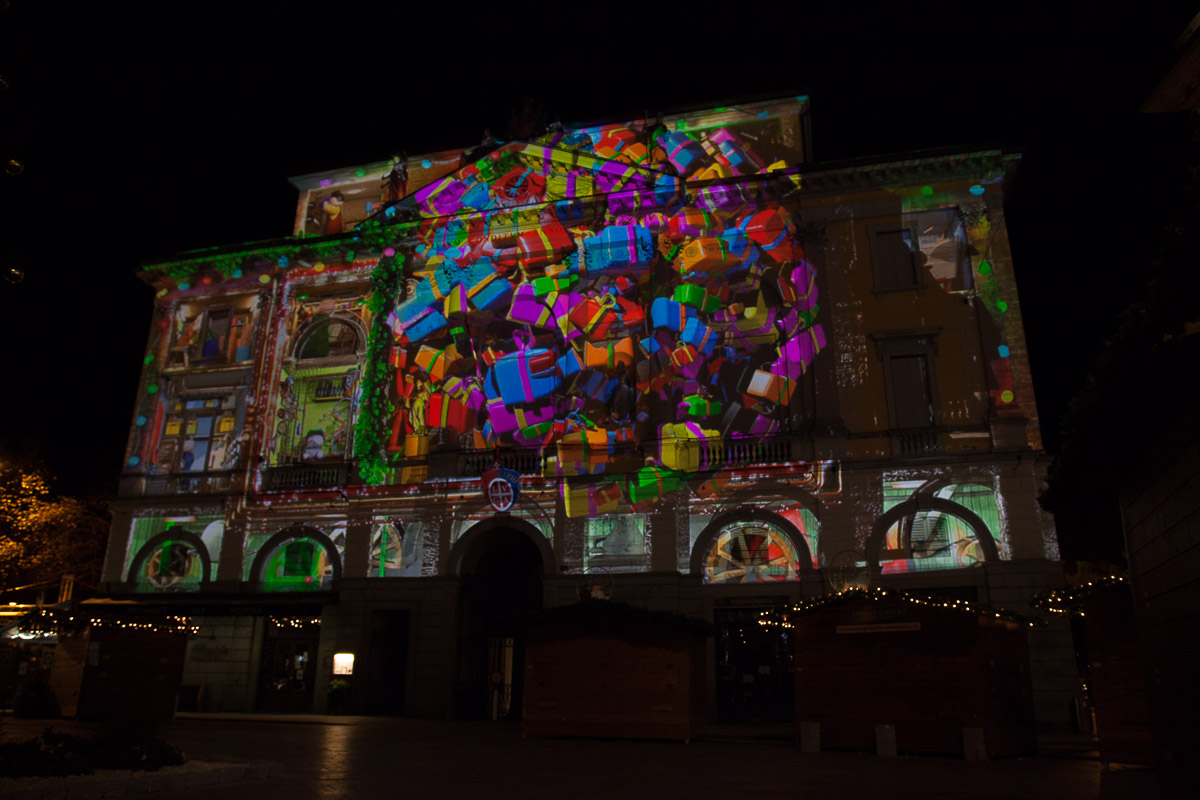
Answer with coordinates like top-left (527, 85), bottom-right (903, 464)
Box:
top-left (372, 120), bottom-right (828, 517)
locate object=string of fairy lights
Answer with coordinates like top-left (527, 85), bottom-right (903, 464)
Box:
top-left (269, 615), bottom-right (322, 629)
top-left (19, 609), bottom-right (200, 636)
top-left (17, 609), bottom-right (323, 636)
top-left (1029, 575), bottom-right (1127, 617)
top-left (757, 586), bottom-right (1048, 629)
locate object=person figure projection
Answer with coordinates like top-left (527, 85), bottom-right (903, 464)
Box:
top-left (383, 154), bottom-right (408, 203)
top-left (310, 191), bottom-right (345, 235)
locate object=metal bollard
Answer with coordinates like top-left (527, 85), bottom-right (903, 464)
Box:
top-left (799, 721), bottom-right (821, 753)
top-left (876, 724), bottom-right (897, 757)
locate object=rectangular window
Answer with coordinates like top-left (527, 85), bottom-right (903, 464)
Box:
top-left (283, 541), bottom-right (315, 576)
top-left (889, 354), bottom-right (935, 428)
top-left (870, 226), bottom-right (922, 291)
top-left (869, 329), bottom-right (941, 431)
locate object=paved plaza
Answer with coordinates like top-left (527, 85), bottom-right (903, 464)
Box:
top-left (1, 715), bottom-right (1160, 799)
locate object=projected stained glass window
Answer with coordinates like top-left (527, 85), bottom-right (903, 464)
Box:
top-left (137, 539), bottom-right (204, 592)
top-left (705, 521), bottom-right (801, 584)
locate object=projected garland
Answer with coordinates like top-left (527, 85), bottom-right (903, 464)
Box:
top-left (376, 115), bottom-right (823, 517)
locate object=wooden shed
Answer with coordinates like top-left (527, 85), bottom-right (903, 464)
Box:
top-left (522, 602), bottom-right (708, 741)
top-left (790, 595), bottom-right (1037, 757)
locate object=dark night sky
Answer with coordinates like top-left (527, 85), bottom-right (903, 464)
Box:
top-left (0, 1), bottom-right (1196, 496)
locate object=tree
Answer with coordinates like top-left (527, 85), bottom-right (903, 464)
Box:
top-left (0, 457), bottom-right (109, 594)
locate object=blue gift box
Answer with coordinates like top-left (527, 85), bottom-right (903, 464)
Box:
top-left (649, 297), bottom-right (696, 332)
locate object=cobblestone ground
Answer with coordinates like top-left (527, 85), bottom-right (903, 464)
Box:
top-left (2, 716), bottom-right (1159, 799)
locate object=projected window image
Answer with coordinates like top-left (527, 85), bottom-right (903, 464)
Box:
top-left (261, 537), bottom-right (335, 591)
top-left (881, 480), bottom-right (1001, 573)
top-left (705, 521), bottom-right (801, 584)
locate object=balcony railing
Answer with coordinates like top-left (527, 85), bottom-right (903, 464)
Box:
top-left (455, 450), bottom-right (543, 477)
top-left (702, 437), bottom-right (794, 467)
top-left (136, 471), bottom-right (236, 496)
top-left (260, 462), bottom-right (351, 492)
top-left (893, 428), bottom-right (942, 456)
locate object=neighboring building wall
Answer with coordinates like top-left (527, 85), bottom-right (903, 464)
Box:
top-left (1120, 410), bottom-right (1200, 789)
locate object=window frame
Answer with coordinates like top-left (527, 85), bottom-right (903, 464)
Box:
top-left (869, 327), bottom-right (942, 431)
top-left (868, 223), bottom-right (927, 295)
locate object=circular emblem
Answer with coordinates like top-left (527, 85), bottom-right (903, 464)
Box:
top-left (487, 476), bottom-right (516, 512)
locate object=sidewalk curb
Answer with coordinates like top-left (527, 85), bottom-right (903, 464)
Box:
top-left (1, 760), bottom-right (281, 800)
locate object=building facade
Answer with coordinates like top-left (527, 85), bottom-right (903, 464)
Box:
top-left (100, 97), bottom-right (1075, 728)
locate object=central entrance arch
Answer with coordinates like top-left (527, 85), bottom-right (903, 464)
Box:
top-left (449, 518), bottom-right (552, 720)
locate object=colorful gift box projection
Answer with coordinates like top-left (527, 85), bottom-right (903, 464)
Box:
top-left (377, 111), bottom-right (828, 517)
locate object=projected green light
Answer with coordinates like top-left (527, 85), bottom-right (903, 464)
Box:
top-left (996, 300), bottom-right (1008, 312)
top-left (978, 261), bottom-right (991, 275)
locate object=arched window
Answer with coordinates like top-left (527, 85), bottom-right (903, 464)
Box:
top-left (879, 481), bottom-right (1001, 573)
top-left (296, 318), bottom-right (361, 360)
top-left (705, 520), bottom-right (802, 584)
top-left (126, 528), bottom-right (213, 593)
top-left (260, 536), bottom-right (337, 591)
top-left (369, 521), bottom-right (423, 577)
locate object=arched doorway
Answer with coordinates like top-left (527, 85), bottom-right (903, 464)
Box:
top-left (450, 520), bottom-right (550, 721)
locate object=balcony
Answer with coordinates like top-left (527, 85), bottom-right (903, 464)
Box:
top-left (702, 437), bottom-right (795, 467)
top-left (260, 462), bottom-right (351, 492)
top-left (119, 471), bottom-right (237, 497)
top-left (454, 450), bottom-right (544, 477)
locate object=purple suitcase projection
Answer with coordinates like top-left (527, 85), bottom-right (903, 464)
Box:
top-left (707, 128), bottom-right (765, 175)
top-left (772, 324), bottom-right (827, 380)
top-left (699, 182), bottom-right (756, 218)
top-left (414, 176), bottom-right (468, 216)
top-left (791, 259), bottom-right (819, 311)
top-left (486, 396), bottom-right (556, 437)
top-left (508, 283), bottom-right (559, 328)
top-left (777, 305), bottom-right (820, 339)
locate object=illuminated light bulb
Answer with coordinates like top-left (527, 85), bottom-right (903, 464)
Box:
top-left (3, 266), bottom-right (23, 283)
top-left (5, 158), bottom-right (24, 175)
